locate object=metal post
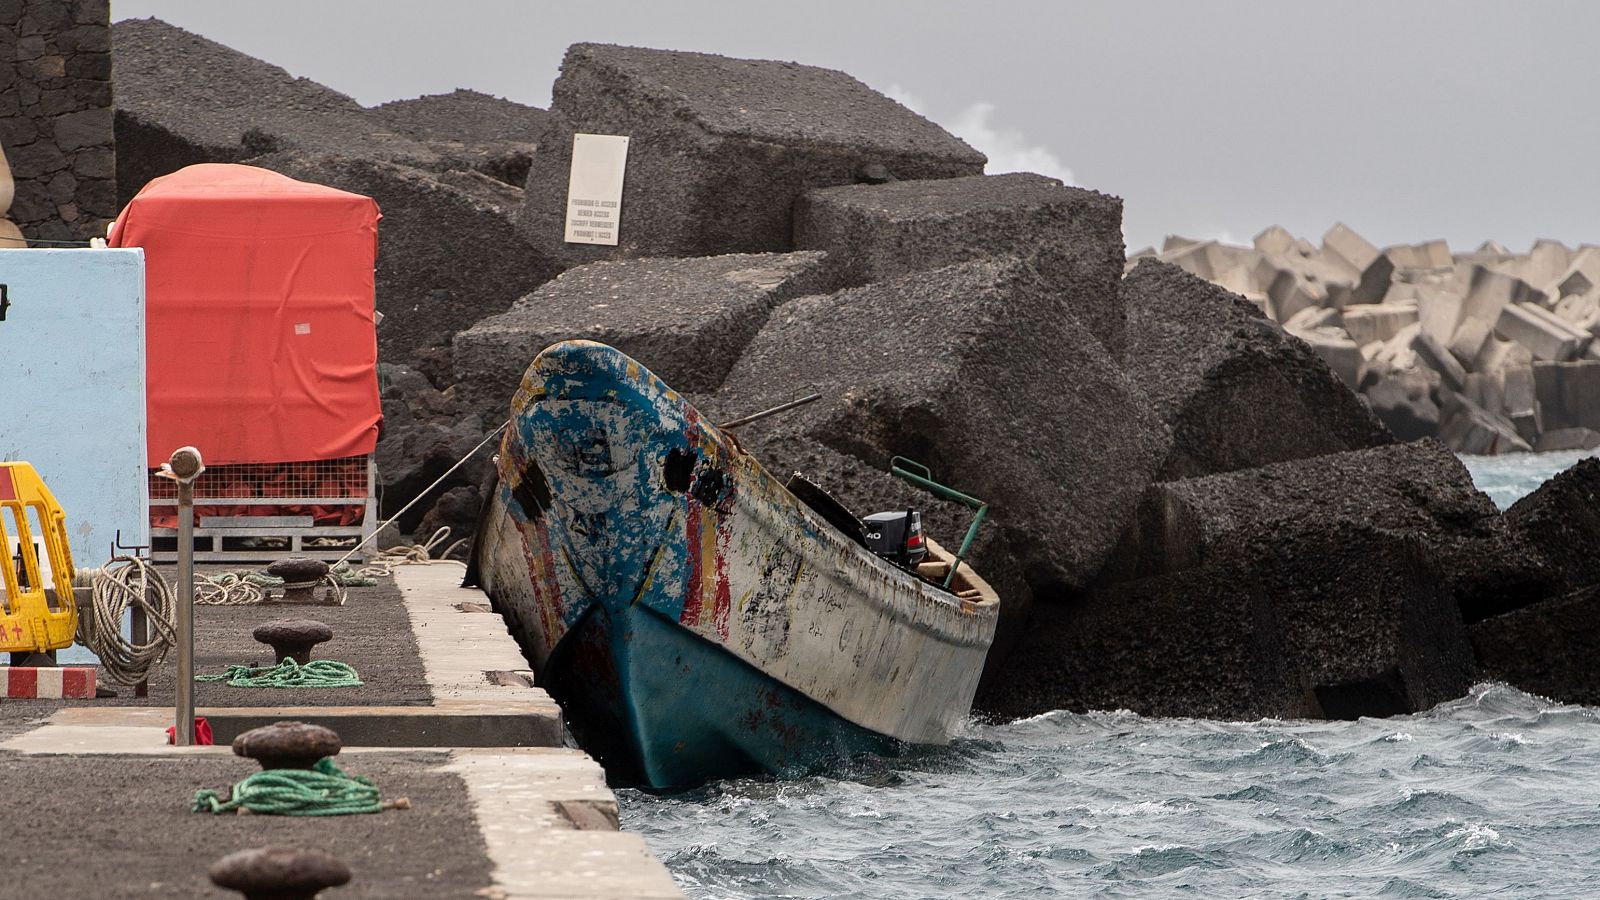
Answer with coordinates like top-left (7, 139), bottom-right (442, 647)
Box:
top-left (132, 604), bottom-right (148, 699)
top-left (165, 447), bottom-right (204, 746)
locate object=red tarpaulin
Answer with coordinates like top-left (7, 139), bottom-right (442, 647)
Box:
top-left (110, 164), bottom-right (382, 467)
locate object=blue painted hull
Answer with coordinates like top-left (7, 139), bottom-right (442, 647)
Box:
top-left (546, 599), bottom-right (894, 790)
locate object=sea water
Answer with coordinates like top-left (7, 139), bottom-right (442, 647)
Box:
top-left (620, 450), bottom-right (1599, 898)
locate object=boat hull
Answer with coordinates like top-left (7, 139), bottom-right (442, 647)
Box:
top-left (474, 340), bottom-right (1000, 789)
top-left (548, 597), bottom-right (893, 788)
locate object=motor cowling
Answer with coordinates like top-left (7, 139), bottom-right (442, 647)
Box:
top-left (862, 509), bottom-right (927, 569)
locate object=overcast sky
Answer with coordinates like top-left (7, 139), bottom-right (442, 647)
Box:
top-left (111, 0), bottom-right (1599, 254)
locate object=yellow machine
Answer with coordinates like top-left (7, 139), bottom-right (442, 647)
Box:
top-left (0, 462), bottom-right (77, 654)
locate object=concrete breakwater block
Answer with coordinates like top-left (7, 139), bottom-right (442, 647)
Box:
top-left (111, 18), bottom-right (444, 204)
top-left (1503, 457), bottom-right (1600, 595)
top-left (0, 666), bottom-right (95, 699)
top-left (981, 520), bottom-right (1476, 721)
top-left (717, 257), bottom-right (1168, 593)
top-left (1471, 585), bottom-right (1600, 707)
top-left (518, 43), bottom-right (985, 267)
top-left (250, 151), bottom-right (556, 359)
top-left (453, 251), bottom-right (834, 424)
top-left (1100, 440), bottom-right (1501, 583)
top-left (794, 173), bottom-right (1128, 355)
top-left (1099, 438), bottom-right (1556, 624)
top-left (1121, 260), bottom-right (1393, 481)
top-left (368, 88), bottom-right (548, 187)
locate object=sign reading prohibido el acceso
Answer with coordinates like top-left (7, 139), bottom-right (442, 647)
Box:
top-left (564, 133), bottom-right (630, 245)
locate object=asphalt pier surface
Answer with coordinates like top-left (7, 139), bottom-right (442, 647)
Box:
top-left (0, 562), bottom-right (683, 899)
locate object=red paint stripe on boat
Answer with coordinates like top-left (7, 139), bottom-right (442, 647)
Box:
top-left (712, 522), bottom-right (732, 641)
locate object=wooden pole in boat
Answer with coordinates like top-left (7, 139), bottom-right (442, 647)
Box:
top-left (717, 393), bottom-right (822, 430)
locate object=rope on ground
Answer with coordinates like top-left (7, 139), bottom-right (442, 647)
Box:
top-left (192, 757), bottom-right (407, 816)
top-left (194, 657), bottom-right (363, 688)
top-left (78, 556), bottom-right (178, 686)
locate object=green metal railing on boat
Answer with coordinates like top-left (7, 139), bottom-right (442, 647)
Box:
top-left (888, 457), bottom-right (988, 590)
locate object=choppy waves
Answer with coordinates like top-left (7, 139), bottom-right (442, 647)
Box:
top-left (623, 684), bottom-right (1600, 898)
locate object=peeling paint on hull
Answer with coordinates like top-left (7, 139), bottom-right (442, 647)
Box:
top-left (475, 341), bottom-right (1000, 789)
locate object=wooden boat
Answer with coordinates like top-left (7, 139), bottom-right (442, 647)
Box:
top-left (470, 340), bottom-right (1000, 789)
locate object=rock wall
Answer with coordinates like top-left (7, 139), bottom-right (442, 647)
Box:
top-left (0, 0), bottom-right (115, 242)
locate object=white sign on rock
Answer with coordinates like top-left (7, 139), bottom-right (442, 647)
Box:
top-left (563, 133), bottom-right (629, 246)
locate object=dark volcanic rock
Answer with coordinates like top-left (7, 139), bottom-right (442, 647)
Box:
top-left (1102, 440), bottom-right (1499, 581)
top-left (374, 364), bottom-right (491, 534)
top-left (1503, 458), bottom-right (1600, 593)
top-left (111, 18), bottom-right (443, 203)
top-left (413, 484), bottom-right (481, 551)
top-left (794, 173), bottom-right (1127, 355)
top-left (454, 252), bottom-right (835, 424)
top-left (718, 257), bottom-right (1168, 594)
top-left (980, 521), bottom-right (1477, 721)
top-left (1123, 259), bottom-right (1394, 480)
top-left (1471, 585), bottom-right (1600, 705)
top-left (248, 151), bottom-right (556, 358)
top-left (368, 89), bottom-right (547, 187)
top-left (1099, 439), bottom-right (1555, 623)
top-left (518, 43), bottom-right (985, 268)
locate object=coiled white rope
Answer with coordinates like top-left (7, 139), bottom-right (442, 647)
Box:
top-left (77, 556), bottom-right (178, 687)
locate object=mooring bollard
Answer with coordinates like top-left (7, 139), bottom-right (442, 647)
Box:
top-left (209, 846), bottom-right (352, 900)
top-left (252, 619), bottom-right (333, 665)
top-left (265, 557), bottom-right (331, 605)
top-left (233, 721), bottom-right (342, 771)
top-left (164, 446), bottom-right (205, 746)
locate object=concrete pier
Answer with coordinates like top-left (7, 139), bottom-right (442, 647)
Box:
top-left (0, 563), bottom-right (683, 899)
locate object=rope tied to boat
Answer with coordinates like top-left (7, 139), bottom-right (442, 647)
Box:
top-left (193, 657), bottom-right (363, 688)
top-left (192, 757), bottom-right (405, 816)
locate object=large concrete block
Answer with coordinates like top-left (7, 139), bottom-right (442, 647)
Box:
top-left (1504, 458), bottom-right (1600, 594)
top-left (367, 89), bottom-right (549, 186)
top-left (1522, 238), bottom-right (1572, 293)
top-left (717, 258), bottom-right (1169, 593)
top-left (1471, 585), bottom-right (1600, 706)
top-left (1448, 315), bottom-right (1494, 366)
top-left (1556, 246), bottom-right (1600, 298)
top-left (985, 519), bottom-right (1475, 721)
top-left (1497, 302), bottom-right (1585, 362)
top-left (1123, 260), bottom-right (1392, 481)
top-left (1343, 302), bottom-right (1419, 346)
top-left (1101, 440), bottom-right (1499, 582)
top-left (1463, 265), bottom-right (1546, 327)
top-left (1412, 329), bottom-right (1468, 392)
top-left (1321, 222), bottom-right (1380, 278)
top-left (112, 18), bottom-right (446, 203)
top-left (792, 173), bottom-right (1126, 354)
top-left (517, 43), bottom-right (985, 268)
top-left (1253, 225), bottom-right (1295, 255)
top-left (1532, 361), bottom-right (1600, 431)
top-left (1437, 390), bottom-right (1533, 455)
top-left (454, 252), bottom-right (833, 423)
top-left (250, 152), bottom-right (557, 359)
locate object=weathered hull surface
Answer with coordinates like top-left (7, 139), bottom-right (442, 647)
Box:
top-left (475, 340), bottom-right (999, 789)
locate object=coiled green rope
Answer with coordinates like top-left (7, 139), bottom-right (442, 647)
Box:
top-left (194, 658), bottom-right (363, 688)
top-left (192, 757), bottom-right (382, 816)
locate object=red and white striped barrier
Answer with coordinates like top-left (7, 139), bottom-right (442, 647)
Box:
top-left (0, 666), bottom-right (96, 699)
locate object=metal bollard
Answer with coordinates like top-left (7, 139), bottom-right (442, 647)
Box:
top-left (163, 446), bottom-right (205, 746)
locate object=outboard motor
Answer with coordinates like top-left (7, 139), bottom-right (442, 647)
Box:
top-left (862, 509), bottom-right (927, 569)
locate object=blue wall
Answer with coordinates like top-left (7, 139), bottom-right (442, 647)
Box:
top-left (0, 248), bottom-right (148, 571)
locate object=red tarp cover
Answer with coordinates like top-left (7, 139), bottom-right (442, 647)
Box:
top-left (110, 164), bottom-right (381, 467)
